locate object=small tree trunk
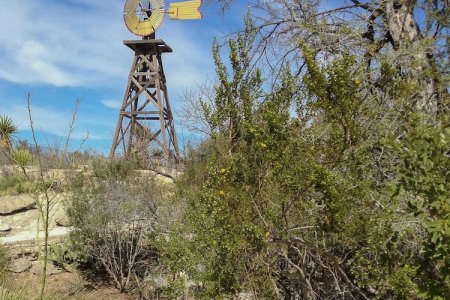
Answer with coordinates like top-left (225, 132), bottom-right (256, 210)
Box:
top-left (384, 0), bottom-right (439, 114)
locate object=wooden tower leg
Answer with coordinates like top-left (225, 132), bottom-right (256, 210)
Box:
top-left (109, 39), bottom-right (180, 166)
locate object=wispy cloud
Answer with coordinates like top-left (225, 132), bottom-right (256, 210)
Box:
top-left (101, 99), bottom-right (122, 109)
top-left (0, 0), bottom-right (214, 90)
top-left (0, 0), bottom-right (239, 148)
top-left (0, 0), bottom-right (129, 87)
top-left (161, 24), bottom-right (214, 89)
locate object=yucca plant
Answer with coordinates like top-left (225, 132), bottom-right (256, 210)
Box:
top-left (12, 149), bottom-right (32, 178)
top-left (0, 115), bottom-right (17, 151)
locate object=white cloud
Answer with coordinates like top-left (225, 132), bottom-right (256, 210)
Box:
top-left (0, 0), bottom-right (129, 87)
top-left (101, 99), bottom-right (122, 109)
top-left (0, 0), bottom-right (214, 89)
top-left (0, 0), bottom-right (220, 146)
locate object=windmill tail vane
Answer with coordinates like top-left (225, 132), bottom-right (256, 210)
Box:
top-left (167, 0), bottom-right (202, 20)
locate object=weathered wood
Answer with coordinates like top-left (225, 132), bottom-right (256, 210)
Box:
top-left (124, 39), bottom-right (173, 53)
top-left (110, 39), bottom-right (180, 164)
top-left (120, 111), bottom-right (161, 115)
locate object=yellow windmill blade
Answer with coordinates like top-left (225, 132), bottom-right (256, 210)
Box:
top-left (167, 0), bottom-right (202, 20)
top-left (124, 0), bottom-right (165, 37)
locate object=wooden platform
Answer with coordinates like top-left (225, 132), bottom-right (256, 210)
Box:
top-left (123, 39), bottom-right (173, 53)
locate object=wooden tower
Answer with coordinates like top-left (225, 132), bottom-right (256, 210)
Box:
top-left (109, 38), bottom-right (179, 164)
top-left (110, 0), bottom-right (202, 165)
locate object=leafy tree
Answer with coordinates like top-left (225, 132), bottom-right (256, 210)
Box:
top-left (162, 14), bottom-right (450, 298)
top-left (158, 2), bottom-right (449, 299)
top-left (167, 37), bottom-right (358, 299)
top-left (210, 0), bottom-right (449, 114)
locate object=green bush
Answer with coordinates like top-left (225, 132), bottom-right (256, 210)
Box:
top-left (392, 114), bottom-right (450, 298)
top-left (0, 173), bottom-right (32, 196)
top-left (159, 26), bottom-right (447, 299)
top-left (91, 158), bottom-right (138, 180)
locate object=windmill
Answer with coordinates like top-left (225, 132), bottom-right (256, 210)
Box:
top-left (110, 0), bottom-right (202, 165)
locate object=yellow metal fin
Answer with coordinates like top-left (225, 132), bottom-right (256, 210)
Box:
top-left (167, 0), bottom-right (202, 20)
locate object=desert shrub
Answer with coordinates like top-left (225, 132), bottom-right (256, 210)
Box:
top-left (47, 244), bottom-right (78, 268)
top-left (91, 158), bottom-right (138, 180)
top-left (67, 172), bottom-right (162, 292)
top-left (0, 172), bottom-right (32, 196)
top-left (160, 27), bottom-right (446, 299)
top-left (392, 114), bottom-right (450, 297)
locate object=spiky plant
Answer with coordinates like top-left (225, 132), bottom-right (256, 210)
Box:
top-left (0, 115), bottom-right (17, 151)
top-left (12, 149), bottom-right (32, 178)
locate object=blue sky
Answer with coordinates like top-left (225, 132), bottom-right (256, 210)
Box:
top-left (0, 0), bottom-right (249, 153)
top-left (1, 1), bottom-right (436, 154)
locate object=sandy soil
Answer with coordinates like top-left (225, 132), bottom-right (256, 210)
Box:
top-left (7, 267), bottom-right (140, 300)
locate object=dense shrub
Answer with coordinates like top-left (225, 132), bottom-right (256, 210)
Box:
top-left (0, 171), bottom-right (32, 196)
top-left (67, 170), bottom-right (162, 292)
top-left (159, 24), bottom-right (449, 299)
top-left (91, 158), bottom-right (138, 180)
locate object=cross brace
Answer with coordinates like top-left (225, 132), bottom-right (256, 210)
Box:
top-left (110, 39), bottom-right (179, 164)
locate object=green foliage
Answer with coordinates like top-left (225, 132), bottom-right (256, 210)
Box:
top-left (11, 149), bottom-right (32, 168)
top-left (48, 244), bottom-right (77, 268)
top-left (92, 158), bottom-right (137, 179)
top-left (11, 149), bottom-right (32, 178)
top-left (159, 22), bottom-right (449, 298)
top-left (392, 115), bottom-right (450, 298)
top-left (0, 115), bottom-right (16, 150)
top-left (159, 276), bottom-right (187, 299)
top-left (0, 173), bottom-right (32, 196)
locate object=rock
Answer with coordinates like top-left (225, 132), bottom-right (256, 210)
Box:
top-left (0, 194), bottom-right (35, 215)
top-left (27, 255), bottom-right (38, 261)
top-left (6, 259), bottom-right (32, 273)
top-left (155, 174), bottom-right (175, 185)
top-left (0, 223), bottom-right (11, 232)
top-left (55, 211), bottom-right (71, 227)
top-left (31, 262), bottom-right (64, 276)
top-left (237, 293), bottom-right (254, 300)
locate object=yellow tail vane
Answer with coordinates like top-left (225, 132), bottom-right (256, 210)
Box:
top-left (167, 0), bottom-right (202, 20)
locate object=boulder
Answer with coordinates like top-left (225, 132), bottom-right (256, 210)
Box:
top-left (0, 194), bottom-right (35, 215)
top-left (0, 223), bottom-right (11, 232)
top-left (55, 211), bottom-right (71, 227)
top-left (31, 262), bottom-right (64, 276)
top-left (27, 254), bottom-right (38, 261)
top-left (6, 259), bottom-right (32, 273)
